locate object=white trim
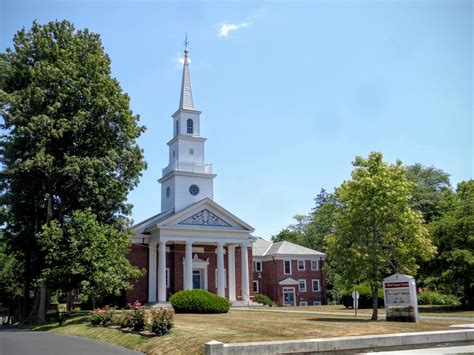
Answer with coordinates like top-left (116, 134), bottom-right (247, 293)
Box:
top-left (300, 301), bottom-right (308, 306)
top-left (253, 280), bottom-right (259, 293)
top-left (255, 261), bottom-right (262, 272)
top-left (154, 198), bottom-right (255, 232)
top-left (283, 259), bottom-right (292, 275)
top-left (297, 260), bottom-right (305, 271)
top-left (298, 279), bottom-right (307, 292)
top-left (311, 260), bottom-right (319, 271)
top-left (312, 279), bottom-right (321, 292)
top-left (313, 301), bottom-right (321, 306)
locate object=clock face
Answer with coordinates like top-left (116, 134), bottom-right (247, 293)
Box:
top-left (189, 184), bottom-right (200, 196)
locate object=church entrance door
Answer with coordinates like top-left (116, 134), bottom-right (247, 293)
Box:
top-left (193, 270), bottom-right (202, 289)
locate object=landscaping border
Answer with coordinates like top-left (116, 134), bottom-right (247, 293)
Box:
top-left (205, 329), bottom-right (474, 354)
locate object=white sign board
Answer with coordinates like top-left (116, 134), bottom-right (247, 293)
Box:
top-left (383, 274), bottom-right (419, 323)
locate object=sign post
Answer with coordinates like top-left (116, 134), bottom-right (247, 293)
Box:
top-left (352, 290), bottom-right (360, 317)
top-left (383, 274), bottom-right (419, 323)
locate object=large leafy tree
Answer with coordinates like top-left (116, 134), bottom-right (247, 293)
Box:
top-left (0, 20), bottom-right (146, 323)
top-left (326, 152), bottom-right (435, 320)
top-left (428, 180), bottom-right (474, 308)
top-left (406, 163), bottom-right (454, 223)
top-left (37, 209), bottom-right (141, 309)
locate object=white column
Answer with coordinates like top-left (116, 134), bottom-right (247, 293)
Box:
top-left (148, 242), bottom-right (157, 303)
top-left (217, 242), bottom-right (225, 297)
top-left (228, 245), bottom-right (236, 301)
top-left (240, 242), bottom-right (250, 303)
top-left (157, 240), bottom-right (167, 303)
top-left (185, 241), bottom-right (193, 290)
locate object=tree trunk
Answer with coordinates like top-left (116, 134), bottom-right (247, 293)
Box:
top-left (91, 296), bottom-right (96, 310)
top-left (371, 285), bottom-right (378, 321)
top-left (66, 291), bottom-right (72, 312)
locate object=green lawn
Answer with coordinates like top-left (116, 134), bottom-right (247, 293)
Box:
top-left (27, 307), bottom-right (472, 354)
top-left (281, 304), bottom-right (474, 317)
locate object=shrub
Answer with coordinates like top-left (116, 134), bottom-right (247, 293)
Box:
top-left (255, 294), bottom-right (273, 306)
top-left (148, 308), bottom-right (174, 335)
top-left (341, 283), bottom-right (384, 309)
top-left (418, 291), bottom-right (460, 306)
top-left (113, 311), bottom-right (133, 328)
top-left (90, 305), bottom-right (114, 326)
top-left (170, 289), bottom-right (230, 314)
top-left (129, 300), bottom-right (146, 331)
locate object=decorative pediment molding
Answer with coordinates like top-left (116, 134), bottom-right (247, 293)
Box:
top-left (178, 209), bottom-right (232, 228)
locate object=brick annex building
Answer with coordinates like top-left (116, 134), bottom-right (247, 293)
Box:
top-left (126, 47), bottom-right (326, 307)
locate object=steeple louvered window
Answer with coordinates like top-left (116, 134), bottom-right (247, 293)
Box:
top-left (187, 119), bottom-right (193, 134)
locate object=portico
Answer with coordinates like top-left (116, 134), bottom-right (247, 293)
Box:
top-left (147, 238), bottom-right (251, 303)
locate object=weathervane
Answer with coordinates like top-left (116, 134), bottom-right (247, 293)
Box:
top-left (184, 33), bottom-right (189, 50)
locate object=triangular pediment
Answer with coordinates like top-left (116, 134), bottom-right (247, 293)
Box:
top-left (149, 198), bottom-right (254, 232)
top-left (178, 209), bottom-right (232, 227)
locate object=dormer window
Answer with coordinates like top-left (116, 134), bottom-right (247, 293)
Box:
top-left (187, 119), bottom-right (193, 134)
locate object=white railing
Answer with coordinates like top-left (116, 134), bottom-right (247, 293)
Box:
top-left (162, 161), bottom-right (212, 176)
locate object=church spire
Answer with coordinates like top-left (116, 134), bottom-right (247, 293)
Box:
top-left (179, 35), bottom-right (194, 110)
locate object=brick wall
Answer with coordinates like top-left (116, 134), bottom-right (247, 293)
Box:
top-left (125, 243), bottom-right (149, 304)
top-left (253, 258), bottom-right (325, 306)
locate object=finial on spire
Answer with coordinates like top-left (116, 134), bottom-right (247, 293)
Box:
top-left (184, 33), bottom-right (189, 55)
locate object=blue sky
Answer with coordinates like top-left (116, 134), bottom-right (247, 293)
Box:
top-left (2, 0), bottom-right (472, 239)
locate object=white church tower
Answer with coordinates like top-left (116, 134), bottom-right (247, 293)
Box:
top-left (159, 47), bottom-right (216, 212)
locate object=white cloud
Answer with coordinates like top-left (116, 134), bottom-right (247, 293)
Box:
top-left (217, 22), bottom-right (250, 38)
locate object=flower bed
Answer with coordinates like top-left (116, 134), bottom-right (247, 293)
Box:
top-left (90, 301), bottom-right (174, 337)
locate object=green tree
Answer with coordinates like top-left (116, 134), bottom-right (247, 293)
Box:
top-left (0, 20), bottom-right (146, 323)
top-left (406, 163), bottom-right (454, 223)
top-left (37, 209), bottom-right (142, 309)
top-left (0, 237), bottom-right (22, 324)
top-left (326, 152), bottom-right (435, 320)
top-left (271, 227), bottom-right (304, 245)
top-left (305, 189), bottom-right (338, 252)
top-left (428, 180), bottom-right (474, 308)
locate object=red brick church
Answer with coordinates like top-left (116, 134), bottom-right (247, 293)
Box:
top-left (125, 47), bottom-right (326, 307)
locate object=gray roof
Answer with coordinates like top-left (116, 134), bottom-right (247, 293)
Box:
top-left (252, 238), bottom-right (326, 258)
top-left (252, 237), bottom-right (272, 256)
top-left (179, 49), bottom-right (194, 110)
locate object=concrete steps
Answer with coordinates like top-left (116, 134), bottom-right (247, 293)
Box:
top-left (230, 300), bottom-right (266, 308)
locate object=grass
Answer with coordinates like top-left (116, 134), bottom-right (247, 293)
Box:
top-left (281, 304), bottom-right (474, 317)
top-left (25, 307), bottom-right (473, 354)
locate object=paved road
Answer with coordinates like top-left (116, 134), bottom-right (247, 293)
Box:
top-left (233, 307), bottom-right (474, 322)
top-left (0, 330), bottom-right (143, 355)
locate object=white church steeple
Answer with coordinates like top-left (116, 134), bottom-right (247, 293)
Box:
top-left (159, 44), bottom-right (216, 213)
top-left (179, 47), bottom-right (194, 110)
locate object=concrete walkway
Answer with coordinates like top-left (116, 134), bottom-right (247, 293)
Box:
top-left (0, 330), bottom-right (143, 355)
top-left (232, 307), bottom-right (474, 322)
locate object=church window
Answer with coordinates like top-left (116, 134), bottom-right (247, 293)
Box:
top-left (176, 120), bottom-right (179, 135)
top-left (189, 184), bottom-right (200, 196)
top-left (189, 149), bottom-right (194, 155)
top-left (298, 260), bottom-right (305, 271)
top-left (253, 280), bottom-right (259, 293)
top-left (187, 119), bottom-right (193, 134)
top-left (298, 279), bottom-right (307, 292)
top-left (284, 260), bottom-right (292, 275)
top-left (166, 186), bottom-right (170, 198)
top-left (311, 260), bottom-right (319, 271)
top-left (172, 151), bottom-right (175, 158)
top-left (255, 261), bottom-right (262, 272)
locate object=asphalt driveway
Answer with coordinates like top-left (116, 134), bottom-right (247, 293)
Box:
top-left (0, 329), bottom-right (143, 355)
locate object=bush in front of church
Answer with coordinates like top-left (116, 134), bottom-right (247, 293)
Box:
top-left (170, 290), bottom-right (230, 314)
top-left (255, 294), bottom-right (273, 307)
